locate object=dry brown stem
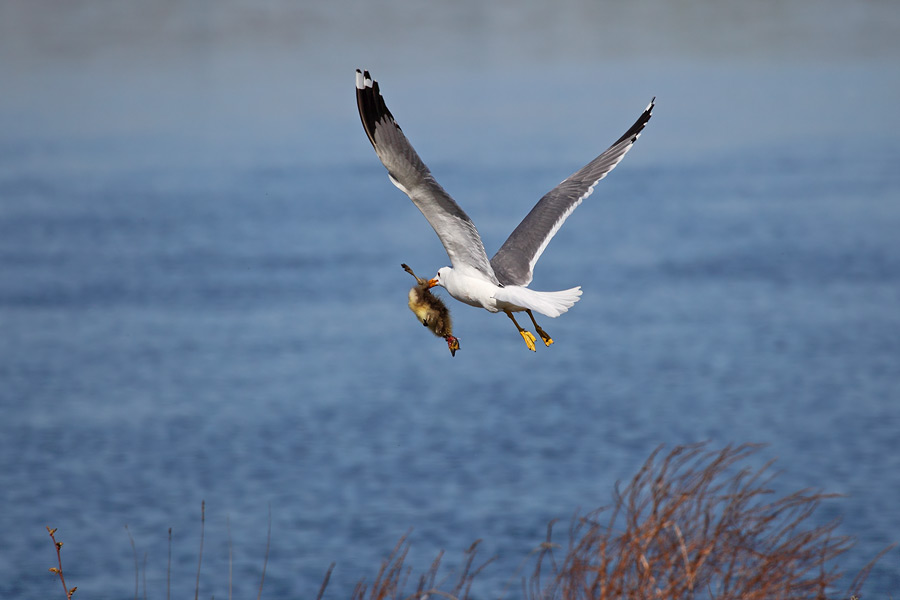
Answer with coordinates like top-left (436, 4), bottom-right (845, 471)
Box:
top-left (349, 533), bottom-right (493, 600)
top-left (46, 526), bottom-right (77, 600)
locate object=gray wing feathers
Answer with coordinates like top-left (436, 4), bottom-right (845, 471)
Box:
top-left (356, 70), bottom-right (497, 282)
top-left (491, 97), bottom-right (655, 286)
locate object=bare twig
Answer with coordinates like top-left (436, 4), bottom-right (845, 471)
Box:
top-left (167, 528), bottom-right (172, 600)
top-left (257, 504), bottom-right (272, 600)
top-left (227, 515), bottom-right (233, 600)
top-left (195, 500), bottom-right (205, 600)
top-left (46, 527), bottom-right (77, 600)
top-left (316, 563), bottom-right (336, 600)
top-left (847, 542), bottom-right (898, 597)
top-left (125, 525), bottom-right (139, 600)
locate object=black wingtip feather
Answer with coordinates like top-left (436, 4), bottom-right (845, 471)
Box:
top-left (355, 69), bottom-right (400, 150)
top-left (613, 96), bottom-right (655, 146)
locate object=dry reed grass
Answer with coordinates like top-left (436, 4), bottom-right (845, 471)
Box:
top-left (522, 442), bottom-right (878, 600)
top-left (350, 535), bottom-right (492, 600)
top-left (47, 443), bottom-right (893, 599)
top-left (346, 443), bottom-right (892, 600)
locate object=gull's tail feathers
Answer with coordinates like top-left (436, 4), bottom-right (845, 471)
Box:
top-left (494, 286), bottom-right (583, 318)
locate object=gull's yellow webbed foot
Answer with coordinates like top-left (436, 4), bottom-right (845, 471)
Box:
top-left (505, 310), bottom-right (537, 351)
top-left (519, 329), bottom-right (537, 351)
top-left (526, 309), bottom-right (553, 347)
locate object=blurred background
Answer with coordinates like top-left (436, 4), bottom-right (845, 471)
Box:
top-left (1, 0), bottom-right (899, 597)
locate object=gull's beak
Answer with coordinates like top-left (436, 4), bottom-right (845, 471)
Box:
top-left (425, 278), bottom-right (439, 289)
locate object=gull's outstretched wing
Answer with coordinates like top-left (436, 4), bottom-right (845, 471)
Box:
top-left (490, 98), bottom-right (655, 287)
top-left (356, 69), bottom-right (498, 283)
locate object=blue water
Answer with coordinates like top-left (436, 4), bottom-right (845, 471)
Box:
top-left (2, 2), bottom-right (900, 598)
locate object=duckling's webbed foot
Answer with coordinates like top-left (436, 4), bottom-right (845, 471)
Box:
top-left (401, 263), bottom-right (425, 285)
top-left (445, 335), bottom-right (460, 357)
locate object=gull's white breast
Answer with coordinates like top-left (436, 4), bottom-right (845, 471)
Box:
top-left (441, 271), bottom-right (503, 313)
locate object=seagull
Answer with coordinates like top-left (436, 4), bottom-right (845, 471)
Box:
top-left (356, 69), bottom-right (654, 351)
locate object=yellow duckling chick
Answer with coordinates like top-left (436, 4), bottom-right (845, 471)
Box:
top-left (401, 263), bottom-right (460, 356)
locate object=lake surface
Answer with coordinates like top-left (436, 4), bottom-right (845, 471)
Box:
top-left (1, 1), bottom-right (899, 598)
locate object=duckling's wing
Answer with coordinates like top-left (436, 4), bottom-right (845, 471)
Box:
top-left (357, 70), bottom-right (498, 284)
top-left (490, 97), bottom-right (655, 286)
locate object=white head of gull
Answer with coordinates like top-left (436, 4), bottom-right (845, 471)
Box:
top-left (356, 69), bottom-right (654, 351)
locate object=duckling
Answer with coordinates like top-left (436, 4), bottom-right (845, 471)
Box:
top-left (401, 263), bottom-right (460, 356)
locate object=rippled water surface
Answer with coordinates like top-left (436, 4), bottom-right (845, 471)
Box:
top-left (2, 1), bottom-right (899, 597)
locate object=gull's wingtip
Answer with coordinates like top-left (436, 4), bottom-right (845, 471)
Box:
top-left (355, 69), bottom-right (374, 90)
top-left (646, 96), bottom-right (656, 112)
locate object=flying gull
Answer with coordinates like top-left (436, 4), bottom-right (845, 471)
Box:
top-left (356, 69), bottom-right (654, 351)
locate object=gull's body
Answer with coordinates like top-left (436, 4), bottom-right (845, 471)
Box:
top-left (356, 69), bottom-right (654, 351)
